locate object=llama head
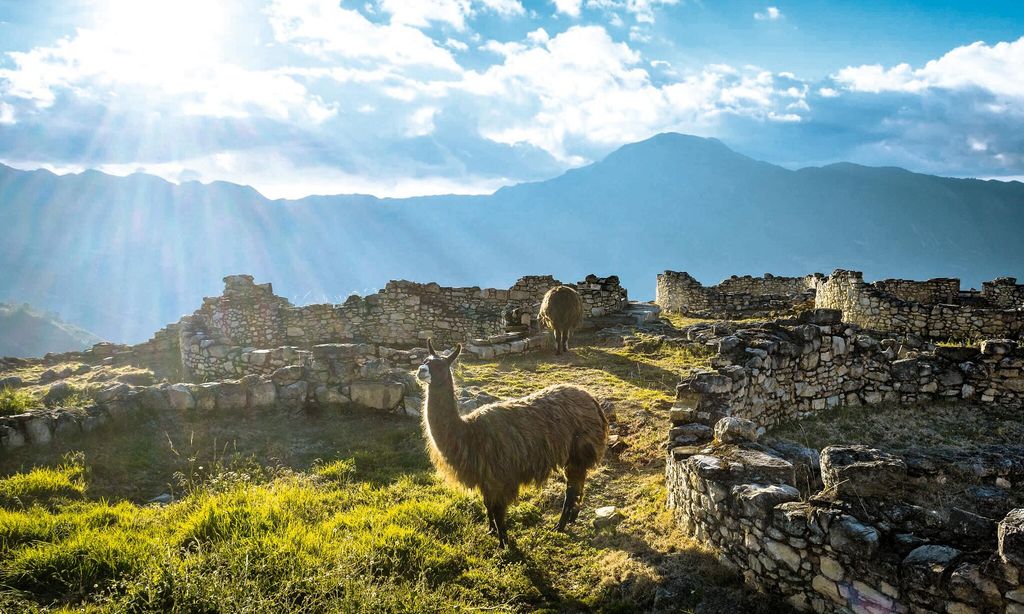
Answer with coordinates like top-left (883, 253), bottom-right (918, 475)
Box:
top-left (416, 339), bottom-right (462, 384)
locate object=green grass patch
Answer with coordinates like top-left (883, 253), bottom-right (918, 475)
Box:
top-left (0, 387), bottom-right (39, 416)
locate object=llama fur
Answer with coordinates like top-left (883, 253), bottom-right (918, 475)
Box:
top-left (417, 341), bottom-right (608, 546)
top-left (538, 285), bottom-right (583, 355)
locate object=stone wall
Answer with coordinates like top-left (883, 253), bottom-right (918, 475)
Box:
top-left (984, 277), bottom-right (1024, 309)
top-left (0, 344), bottom-right (427, 454)
top-left (666, 439), bottom-right (1024, 613)
top-left (872, 277), bottom-right (960, 305)
top-left (178, 273), bottom-right (626, 381)
top-left (673, 310), bottom-right (1024, 430)
top-left (815, 270), bottom-right (1024, 341)
top-left (656, 271), bottom-right (821, 319)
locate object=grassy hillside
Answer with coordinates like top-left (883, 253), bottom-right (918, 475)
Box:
top-left (0, 303), bottom-right (101, 358)
top-left (0, 331), bottom-right (786, 613)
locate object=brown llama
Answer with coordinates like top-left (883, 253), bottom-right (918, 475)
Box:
top-left (417, 339), bottom-right (608, 547)
top-left (539, 285), bottom-right (583, 355)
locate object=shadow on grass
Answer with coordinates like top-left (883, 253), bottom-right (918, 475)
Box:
top-left (0, 405), bottom-right (431, 501)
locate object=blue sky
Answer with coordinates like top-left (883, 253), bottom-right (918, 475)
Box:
top-left (0, 0), bottom-right (1022, 198)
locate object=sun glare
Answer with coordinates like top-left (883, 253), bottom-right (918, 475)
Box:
top-left (93, 0), bottom-right (229, 71)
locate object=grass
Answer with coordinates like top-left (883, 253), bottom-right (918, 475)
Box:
top-left (0, 387), bottom-right (39, 416)
top-left (0, 332), bottom-right (782, 613)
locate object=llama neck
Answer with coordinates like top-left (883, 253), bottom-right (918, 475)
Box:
top-left (425, 373), bottom-right (465, 454)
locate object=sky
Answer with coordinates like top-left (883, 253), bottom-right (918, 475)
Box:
top-left (0, 0), bottom-right (1022, 199)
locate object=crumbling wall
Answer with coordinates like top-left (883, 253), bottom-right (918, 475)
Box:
top-left (666, 439), bottom-right (1024, 613)
top-left (984, 277), bottom-right (1024, 309)
top-left (656, 271), bottom-right (821, 319)
top-left (673, 310), bottom-right (1024, 429)
top-left (815, 270), bottom-right (1024, 341)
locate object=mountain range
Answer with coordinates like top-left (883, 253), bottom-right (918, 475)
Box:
top-left (0, 303), bottom-right (102, 358)
top-left (2, 132), bottom-right (1022, 345)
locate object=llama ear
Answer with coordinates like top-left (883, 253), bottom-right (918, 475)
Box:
top-left (445, 344), bottom-right (462, 365)
top-left (427, 338), bottom-right (436, 356)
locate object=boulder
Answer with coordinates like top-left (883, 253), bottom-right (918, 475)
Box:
top-left (731, 483), bottom-right (800, 519)
top-left (820, 445), bottom-right (907, 499)
top-left (714, 416), bottom-right (759, 443)
top-left (594, 506), bottom-right (623, 529)
top-left (902, 545), bottom-right (961, 588)
top-left (165, 384), bottom-right (195, 411)
top-left (350, 382), bottom-right (404, 410)
top-left (999, 508), bottom-right (1024, 566)
top-left (829, 515), bottom-right (880, 559)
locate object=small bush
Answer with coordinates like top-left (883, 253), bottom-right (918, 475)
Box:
top-left (0, 386), bottom-right (38, 415)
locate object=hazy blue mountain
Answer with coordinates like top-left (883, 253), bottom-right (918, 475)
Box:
top-left (2, 132), bottom-right (1022, 344)
top-left (0, 303), bottom-right (102, 357)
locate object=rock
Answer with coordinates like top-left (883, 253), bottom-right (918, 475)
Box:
top-left (764, 539), bottom-right (801, 571)
top-left (216, 382), bottom-right (247, 410)
top-left (271, 365), bottom-right (305, 386)
top-left (314, 385), bottom-right (350, 407)
top-left (136, 387), bottom-right (170, 412)
top-left (820, 445), bottom-right (907, 499)
top-left (714, 416), bottom-right (759, 443)
top-left (165, 384), bottom-right (195, 411)
top-left (350, 382), bottom-right (404, 410)
top-left (0, 376), bottom-right (23, 389)
top-left (670, 423), bottom-right (713, 445)
top-left (999, 508), bottom-right (1024, 566)
top-left (593, 506), bottom-right (623, 529)
top-left (819, 555), bottom-right (844, 582)
top-left (829, 515), bottom-right (880, 559)
top-left (402, 395), bottom-right (422, 417)
top-left (148, 493), bottom-right (173, 505)
top-left (948, 507), bottom-right (996, 541)
top-left (42, 382), bottom-right (73, 406)
top-left (731, 483), bottom-right (800, 519)
top-left (902, 545), bottom-right (961, 587)
top-left (250, 381), bottom-right (277, 409)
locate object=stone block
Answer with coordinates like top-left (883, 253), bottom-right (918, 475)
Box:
top-left (714, 416), bottom-right (758, 443)
top-left (350, 382), bottom-right (404, 410)
top-left (820, 445), bottom-right (907, 499)
top-left (829, 515), bottom-right (880, 558)
top-left (902, 545), bottom-right (961, 588)
top-left (731, 483), bottom-right (800, 519)
top-left (166, 384), bottom-right (196, 411)
top-left (999, 508), bottom-right (1024, 566)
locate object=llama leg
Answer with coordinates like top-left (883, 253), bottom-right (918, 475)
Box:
top-left (485, 504), bottom-right (497, 535)
top-left (494, 502), bottom-right (510, 547)
top-left (556, 466), bottom-right (587, 530)
top-left (555, 484), bottom-right (579, 531)
top-left (553, 330), bottom-right (561, 355)
top-left (563, 330), bottom-right (571, 353)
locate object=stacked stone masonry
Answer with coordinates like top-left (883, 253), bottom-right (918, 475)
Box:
top-left (656, 271), bottom-right (822, 319)
top-left (667, 309), bottom-right (1024, 612)
top-left (674, 310), bottom-right (1024, 429)
top-left (815, 270), bottom-right (1024, 341)
top-left (666, 439), bottom-right (1024, 613)
top-left (176, 273), bottom-right (625, 381)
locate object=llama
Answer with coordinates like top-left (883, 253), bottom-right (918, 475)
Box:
top-left (539, 285), bottom-right (583, 355)
top-left (417, 339), bottom-right (608, 547)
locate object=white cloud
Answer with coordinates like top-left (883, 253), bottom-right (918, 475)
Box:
top-left (0, 101), bottom-right (14, 124)
top-left (585, 0), bottom-right (677, 23)
top-left (553, 0), bottom-right (583, 17)
top-left (479, 0), bottom-right (526, 16)
top-left (818, 87), bottom-right (840, 98)
top-left (0, 4), bottom-right (335, 122)
top-left (406, 106), bottom-right (439, 136)
top-left (377, 0), bottom-right (472, 31)
top-left (266, 0), bottom-right (459, 71)
top-left (455, 26), bottom-right (803, 161)
top-left (527, 28), bottom-right (550, 45)
top-left (833, 36), bottom-right (1024, 99)
top-left (480, 40), bottom-right (528, 56)
top-left (754, 6), bottom-right (782, 21)
top-left (445, 38), bottom-right (470, 51)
